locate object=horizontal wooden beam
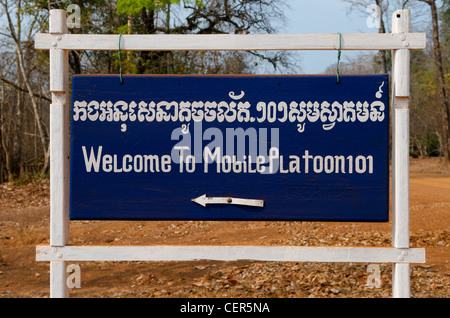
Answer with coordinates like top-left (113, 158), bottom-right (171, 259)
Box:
top-left (34, 33), bottom-right (426, 51)
top-left (36, 245), bottom-right (426, 263)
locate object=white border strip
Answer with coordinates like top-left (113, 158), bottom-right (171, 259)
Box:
top-left (36, 245), bottom-right (425, 263)
top-left (35, 33), bottom-right (426, 51)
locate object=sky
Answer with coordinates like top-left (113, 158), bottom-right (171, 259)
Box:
top-left (283, 0), bottom-right (379, 74)
top-left (279, 0), bottom-right (442, 74)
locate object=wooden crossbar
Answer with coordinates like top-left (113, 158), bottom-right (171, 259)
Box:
top-left (34, 33), bottom-right (426, 51)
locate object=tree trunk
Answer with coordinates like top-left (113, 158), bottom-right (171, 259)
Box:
top-left (15, 84), bottom-right (23, 176)
top-left (0, 80), bottom-right (13, 181)
top-left (421, 0), bottom-right (450, 161)
top-left (127, 13), bottom-right (133, 63)
top-left (137, 8), bottom-right (156, 74)
top-left (69, 51), bottom-right (82, 74)
top-left (2, 0), bottom-right (49, 175)
top-left (15, 48), bottom-right (48, 162)
top-left (166, 3), bottom-right (171, 74)
top-left (375, 0), bottom-right (387, 73)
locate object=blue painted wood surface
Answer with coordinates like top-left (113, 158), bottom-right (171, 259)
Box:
top-left (70, 74), bottom-right (389, 221)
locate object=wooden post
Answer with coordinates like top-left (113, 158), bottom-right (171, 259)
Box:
top-left (49, 9), bottom-right (70, 298)
top-left (392, 9), bottom-right (411, 298)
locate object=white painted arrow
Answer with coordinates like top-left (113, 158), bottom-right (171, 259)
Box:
top-left (191, 194), bottom-right (264, 208)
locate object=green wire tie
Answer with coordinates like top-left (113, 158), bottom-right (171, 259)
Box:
top-left (118, 33), bottom-right (123, 85)
top-left (336, 32), bottom-right (342, 84)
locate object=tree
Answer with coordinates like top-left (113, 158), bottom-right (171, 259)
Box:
top-left (342, 0), bottom-right (392, 73)
top-left (0, 0), bottom-right (298, 183)
top-left (409, 49), bottom-right (444, 157)
top-left (419, 0), bottom-right (450, 161)
top-left (114, 0), bottom-right (296, 75)
top-left (0, 0), bottom-right (51, 178)
top-left (324, 52), bottom-right (380, 74)
top-left (341, 0), bottom-right (449, 161)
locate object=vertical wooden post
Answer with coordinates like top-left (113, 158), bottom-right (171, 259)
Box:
top-left (392, 9), bottom-right (411, 298)
top-left (49, 9), bottom-right (70, 298)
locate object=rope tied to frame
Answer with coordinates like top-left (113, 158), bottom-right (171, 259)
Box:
top-left (336, 32), bottom-right (342, 84)
top-left (118, 33), bottom-right (123, 85)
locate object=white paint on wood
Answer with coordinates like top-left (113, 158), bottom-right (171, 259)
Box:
top-left (34, 33), bottom-right (426, 51)
top-left (49, 10), bottom-right (68, 34)
top-left (392, 11), bottom-right (411, 98)
top-left (191, 194), bottom-right (264, 208)
top-left (36, 245), bottom-right (426, 263)
top-left (49, 10), bottom-right (69, 247)
top-left (393, 107), bottom-right (410, 249)
top-left (393, 263), bottom-right (410, 298)
top-left (50, 50), bottom-right (66, 93)
top-left (393, 50), bottom-right (410, 97)
top-left (392, 9), bottom-right (412, 299)
top-left (49, 9), bottom-right (70, 299)
top-left (392, 10), bottom-right (411, 250)
top-left (392, 9), bottom-right (411, 34)
top-left (50, 261), bottom-right (69, 298)
top-left (49, 103), bottom-right (69, 246)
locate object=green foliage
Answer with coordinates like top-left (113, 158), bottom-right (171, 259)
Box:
top-left (441, 0), bottom-right (450, 50)
top-left (406, 0), bottom-right (450, 159)
top-left (442, 0), bottom-right (450, 25)
top-left (409, 48), bottom-right (448, 157)
top-left (117, 0), bottom-right (180, 15)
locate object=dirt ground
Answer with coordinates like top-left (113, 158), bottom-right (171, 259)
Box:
top-left (0, 157), bottom-right (448, 298)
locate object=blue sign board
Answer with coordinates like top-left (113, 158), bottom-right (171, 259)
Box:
top-left (70, 74), bottom-right (389, 221)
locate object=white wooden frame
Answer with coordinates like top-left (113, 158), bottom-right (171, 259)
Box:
top-left (35, 9), bottom-right (426, 298)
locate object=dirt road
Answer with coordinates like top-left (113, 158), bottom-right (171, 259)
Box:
top-left (0, 158), bottom-right (448, 298)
